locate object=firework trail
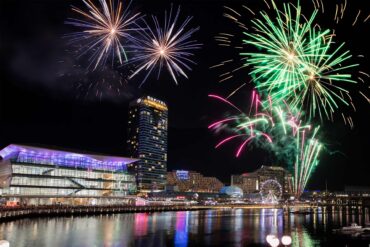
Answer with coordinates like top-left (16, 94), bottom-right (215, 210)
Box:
top-left (241, 1), bottom-right (358, 122)
top-left (66, 0), bottom-right (142, 70)
top-left (208, 93), bottom-right (273, 158)
top-left (293, 126), bottom-right (322, 197)
top-left (213, 0), bottom-right (368, 125)
top-left (128, 5), bottom-right (201, 86)
top-left (209, 92), bottom-right (322, 197)
top-left (210, 0), bottom-right (369, 198)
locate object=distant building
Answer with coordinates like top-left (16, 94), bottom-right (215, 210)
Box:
top-left (220, 186), bottom-right (243, 198)
top-left (231, 165), bottom-right (292, 196)
top-left (231, 173), bottom-right (258, 194)
top-left (167, 170), bottom-right (224, 193)
top-left (0, 144), bottom-right (138, 205)
top-left (306, 190), bottom-right (370, 207)
top-left (127, 96), bottom-right (168, 192)
top-left (344, 185), bottom-right (370, 193)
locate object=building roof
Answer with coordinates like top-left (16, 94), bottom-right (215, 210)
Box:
top-left (220, 186), bottom-right (243, 196)
top-left (0, 144), bottom-right (138, 169)
top-left (130, 96), bottom-right (168, 111)
top-left (241, 165), bottom-right (288, 177)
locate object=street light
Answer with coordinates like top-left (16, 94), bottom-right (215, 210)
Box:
top-left (270, 237), bottom-right (280, 247)
top-left (266, 235), bottom-right (279, 247)
top-left (0, 240), bottom-right (9, 247)
top-left (266, 234), bottom-right (292, 246)
top-left (266, 234), bottom-right (275, 244)
top-left (281, 235), bottom-right (292, 246)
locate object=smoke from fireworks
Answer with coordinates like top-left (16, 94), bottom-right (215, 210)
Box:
top-left (208, 93), bottom-right (273, 158)
top-left (65, 0), bottom-right (142, 70)
top-left (209, 92), bottom-right (322, 197)
top-left (129, 5), bottom-right (201, 86)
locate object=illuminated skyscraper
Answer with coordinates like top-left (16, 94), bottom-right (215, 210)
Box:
top-left (127, 96), bottom-right (168, 192)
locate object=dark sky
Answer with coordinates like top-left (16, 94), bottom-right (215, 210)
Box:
top-left (0, 0), bottom-right (369, 190)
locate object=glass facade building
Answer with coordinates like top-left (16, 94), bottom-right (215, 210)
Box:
top-left (127, 96), bottom-right (168, 192)
top-left (0, 144), bottom-right (138, 205)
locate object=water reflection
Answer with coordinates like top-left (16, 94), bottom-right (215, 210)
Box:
top-left (1, 207), bottom-right (370, 247)
top-left (174, 211), bottom-right (188, 247)
top-left (135, 213), bottom-right (148, 237)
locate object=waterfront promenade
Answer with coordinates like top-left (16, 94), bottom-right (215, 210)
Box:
top-left (0, 203), bottom-right (315, 221)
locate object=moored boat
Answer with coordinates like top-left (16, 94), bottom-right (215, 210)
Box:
top-left (333, 223), bottom-right (363, 234)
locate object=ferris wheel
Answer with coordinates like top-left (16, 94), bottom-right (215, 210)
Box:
top-left (260, 179), bottom-right (282, 204)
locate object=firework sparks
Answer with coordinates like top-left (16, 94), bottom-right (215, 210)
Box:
top-left (241, 1), bottom-right (359, 121)
top-left (209, 0), bottom-right (369, 199)
top-left (208, 94), bottom-right (273, 158)
top-left (66, 0), bottom-right (142, 70)
top-left (352, 10), bottom-right (361, 26)
top-left (209, 91), bottom-right (322, 197)
top-left (293, 126), bottom-right (322, 197)
top-left (359, 91), bottom-right (370, 103)
top-left (129, 5), bottom-right (201, 86)
top-left (213, 0), bottom-right (367, 122)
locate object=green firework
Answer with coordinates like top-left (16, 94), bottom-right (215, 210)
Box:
top-left (209, 93), bottom-right (322, 197)
top-left (241, 1), bottom-right (358, 121)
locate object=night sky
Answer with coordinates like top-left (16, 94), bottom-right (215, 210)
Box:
top-left (0, 0), bottom-right (369, 190)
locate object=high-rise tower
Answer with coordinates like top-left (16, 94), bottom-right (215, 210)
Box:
top-left (127, 96), bottom-right (168, 192)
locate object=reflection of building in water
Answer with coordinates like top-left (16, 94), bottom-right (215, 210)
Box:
top-left (174, 211), bottom-right (189, 247)
top-left (231, 166), bottom-right (292, 196)
top-left (134, 213), bottom-right (148, 237)
top-left (258, 208), bottom-right (284, 243)
top-left (167, 170), bottom-right (224, 193)
top-left (0, 144), bottom-right (138, 205)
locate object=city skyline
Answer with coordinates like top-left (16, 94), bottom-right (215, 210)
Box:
top-left (1, 1), bottom-right (370, 246)
top-left (0, 0), bottom-right (369, 191)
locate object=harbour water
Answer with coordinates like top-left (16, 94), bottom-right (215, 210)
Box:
top-left (1, 207), bottom-right (370, 247)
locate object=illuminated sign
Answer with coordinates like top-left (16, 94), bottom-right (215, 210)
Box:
top-left (143, 99), bottom-right (168, 111)
top-left (176, 170), bottom-right (189, 180)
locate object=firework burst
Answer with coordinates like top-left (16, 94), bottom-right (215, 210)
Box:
top-left (213, 0), bottom-right (368, 125)
top-left (241, 1), bottom-right (358, 121)
top-left (208, 93), bottom-right (273, 158)
top-left (129, 5), bottom-right (201, 86)
top-left (66, 0), bottom-right (142, 70)
top-left (209, 91), bottom-right (322, 197)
